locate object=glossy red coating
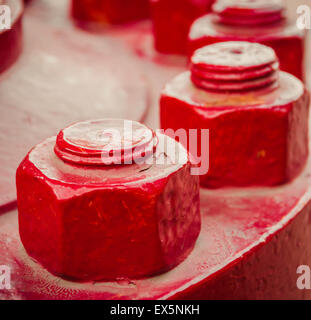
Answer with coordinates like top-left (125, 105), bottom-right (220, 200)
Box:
top-left (150, 0), bottom-right (214, 54)
top-left (161, 42), bottom-right (310, 188)
top-left (213, 0), bottom-right (285, 26)
top-left (54, 120), bottom-right (158, 166)
top-left (1, 0), bottom-right (310, 300)
top-left (71, 0), bottom-right (149, 28)
top-left (190, 42), bottom-right (279, 92)
top-left (16, 120), bottom-right (201, 281)
top-left (0, 0), bottom-right (23, 74)
top-left (2, 161), bottom-right (311, 299)
top-left (0, 0), bottom-right (149, 209)
top-left (188, 0), bottom-right (306, 81)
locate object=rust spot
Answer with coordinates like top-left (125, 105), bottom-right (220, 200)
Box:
top-left (257, 150), bottom-right (266, 158)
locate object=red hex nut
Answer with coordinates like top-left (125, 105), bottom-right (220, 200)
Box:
top-left (16, 119), bottom-right (201, 281)
top-left (160, 42), bottom-right (310, 188)
top-left (71, 0), bottom-right (150, 27)
top-left (0, 0), bottom-right (23, 74)
top-left (188, 0), bottom-right (306, 81)
top-left (150, 0), bottom-right (214, 54)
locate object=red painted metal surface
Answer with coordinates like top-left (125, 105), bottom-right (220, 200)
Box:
top-left (71, 0), bottom-right (150, 28)
top-left (150, 0), bottom-right (214, 55)
top-left (190, 42), bottom-right (280, 92)
top-left (16, 120), bottom-right (200, 281)
top-left (188, 0), bottom-right (306, 81)
top-left (0, 0), bottom-right (23, 74)
top-left (0, 0), bottom-right (149, 209)
top-left (2, 160), bottom-right (311, 299)
top-left (161, 42), bottom-right (309, 188)
top-left (0, 0), bottom-right (310, 300)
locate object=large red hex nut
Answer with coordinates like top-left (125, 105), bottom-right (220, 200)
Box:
top-left (188, 0), bottom-right (306, 81)
top-left (71, 0), bottom-right (149, 28)
top-left (16, 119), bottom-right (200, 281)
top-left (160, 42), bottom-right (310, 188)
top-left (150, 0), bottom-right (214, 54)
top-left (0, 0), bottom-right (23, 74)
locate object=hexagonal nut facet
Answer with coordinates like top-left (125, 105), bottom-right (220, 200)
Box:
top-left (17, 120), bottom-right (201, 281)
top-left (161, 70), bottom-right (309, 188)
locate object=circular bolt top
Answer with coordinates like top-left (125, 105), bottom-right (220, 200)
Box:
top-left (55, 119), bottom-right (157, 166)
top-left (191, 41), bottom-right (279, 92)
top-left (213, 0), bottom-right (285, 26)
